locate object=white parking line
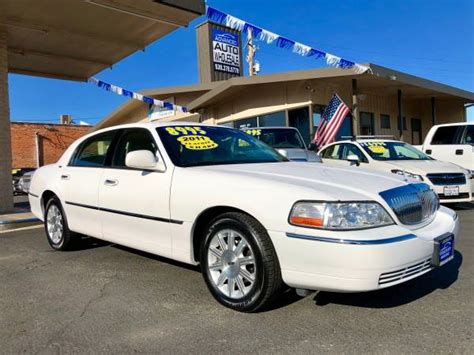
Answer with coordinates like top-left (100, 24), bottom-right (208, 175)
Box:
top-left (0, 224), bottom-right (43, 234)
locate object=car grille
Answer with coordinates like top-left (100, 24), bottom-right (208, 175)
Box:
top-left (438, 192), bottom-right (470, 200)
top-left (426, 173), bottom-right (466, 186)
top-left (379, 183), bottom-right (439, 225)
top-left (379, 258), bottom-right (432, 285)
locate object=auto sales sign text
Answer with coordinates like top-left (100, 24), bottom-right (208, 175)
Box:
top-left (212, 29), bottom-right (240, 75)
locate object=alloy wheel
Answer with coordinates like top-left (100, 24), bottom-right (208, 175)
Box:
top-left (207, 229), bottom-right (257, 299)
top-left (46, 205), bottom-right (63, 244)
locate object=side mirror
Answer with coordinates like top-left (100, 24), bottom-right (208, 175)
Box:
top-left (276, 149), bottom-right (288, 158)
top-left (346, 154), bottom-right (360, 166)
top-left (308, 143), bottom-right (317, 151)
top-left (125, 150), bottom-right (165, 171)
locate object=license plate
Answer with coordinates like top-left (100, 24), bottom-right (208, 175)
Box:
top-left (443, 186), bottom-right (459, 196)
top-left (431, 233), bottom-right (455, 267)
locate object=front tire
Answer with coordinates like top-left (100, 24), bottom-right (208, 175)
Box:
top-left (44, 196), bottom-right (77, 251)
top-left (200, 212), bottom-right (282, 312)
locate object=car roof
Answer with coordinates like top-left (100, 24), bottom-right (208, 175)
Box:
top-left (432, 122), bottom-right (473, 127)
top-left (93, 121), bottom-right (226, 134)
top-left (243, 126), bottom-right (298, 130)
top-left (327, 139), bottom-right (402, 145)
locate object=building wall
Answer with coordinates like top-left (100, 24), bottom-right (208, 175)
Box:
top-left (97, 80), bottom-right (467, 146)
top-left (202, 80), bottom-right (465, 144)
top-left (11, 123), bottom-right (90, 169)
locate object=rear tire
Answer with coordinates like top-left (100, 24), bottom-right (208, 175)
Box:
top-left (200, 212), bottom-right (282, 312)
top-left (44, 196), bottom-right (77, 251)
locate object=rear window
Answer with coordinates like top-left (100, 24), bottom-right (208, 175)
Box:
top-left (431, 126), bottom-right (461, 145)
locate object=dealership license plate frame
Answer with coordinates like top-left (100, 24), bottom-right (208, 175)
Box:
top-left (431, 233), bottom-right (455, 267)
top-left (443, 186), bottom-right (459, 196)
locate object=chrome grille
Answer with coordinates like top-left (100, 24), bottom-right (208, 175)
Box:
top-left (379, 258), bottom-right (432, 285)
top-left (379, 183), bottom-right (439, 225)
top-left (426, 173), bottom-right (466, 186)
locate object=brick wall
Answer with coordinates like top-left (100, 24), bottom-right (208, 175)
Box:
top-left (11, 123), bottom-right (90, 169)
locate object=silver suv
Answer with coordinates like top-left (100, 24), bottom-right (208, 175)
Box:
top-left (243, 127), bottom-right (321, 162)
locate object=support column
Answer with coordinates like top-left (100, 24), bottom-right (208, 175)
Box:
top-left (0, 24), bottom-right (14, 212)
top-left (397, 89), bottom-right (404, 141)
top-left (351, 79), bottom-right (359, 137)
top-left (431, 97), bottom-right (436, 126)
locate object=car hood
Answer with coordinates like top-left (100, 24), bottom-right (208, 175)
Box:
top-left (379, 160), bottom-right (465, 175)
top-left (279, 148), bottom-right (321, 162)
top-left (195, 162), bottom-right (408, 202)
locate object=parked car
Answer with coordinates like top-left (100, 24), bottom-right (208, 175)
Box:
top-left (415, 122), bottom-right (473, 173)
top-left (29, 123), bottom-right (458, 312)
top-left (244, 127), bottom-right (321, 162)
top-left (18, 170), bottom-right (35, 194)
top-left (319, 139), bottom-right (472, 203)
top-left (12, 168), bottom-right (36, 195)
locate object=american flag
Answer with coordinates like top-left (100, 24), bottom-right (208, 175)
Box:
top-left (312, 94), bottom-right (350, 149)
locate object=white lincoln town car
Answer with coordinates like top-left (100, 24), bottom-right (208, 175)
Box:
top-left (29, 122), bottom-right (459, 312)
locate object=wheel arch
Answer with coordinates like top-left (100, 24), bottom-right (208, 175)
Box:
top-left (191, 206), bottom-right (257, 263)
top-left (41, 190), bottom-right (59, 216)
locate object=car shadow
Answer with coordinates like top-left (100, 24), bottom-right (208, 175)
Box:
top-left (449, 202), bottom-right (474, 211)
top-left (312, 251), bottom-right (462, 308)
top-left (112, 244), bottom-right (201, 273)
top-left (67, 236), bottom-right (111, 251)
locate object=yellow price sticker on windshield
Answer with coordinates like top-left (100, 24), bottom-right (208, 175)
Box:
top-left (368, 145), bottom-right (387, 154)
top-left (364, 142), bottom-right (388, 154)
top-left (165, 126), bottom-right (207, 136)
top-left (177, 135), bottom-right (218, 150)
top-left (245, 129), bottom-right (261, 136)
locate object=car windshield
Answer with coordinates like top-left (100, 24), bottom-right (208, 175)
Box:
top-left (245, 128), bottom-right (306, 149)
top-left (359, 141), bottom-right (431, 161)
top-left (157, 125), bottom-right (288, 167)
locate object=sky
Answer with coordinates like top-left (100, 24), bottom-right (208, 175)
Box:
top-left (8, 0), bottom-right (474, 125)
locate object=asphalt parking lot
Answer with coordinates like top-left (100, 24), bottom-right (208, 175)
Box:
top-left (1, 206), bottom-right (473, 354)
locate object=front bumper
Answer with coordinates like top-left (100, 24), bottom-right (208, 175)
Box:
top-left (269, 206), bottom-right (459, 292)
top-left (431, 183), bottom-right (472, 203)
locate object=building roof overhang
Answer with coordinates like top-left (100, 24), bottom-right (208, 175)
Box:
top-left (187, 63), bottom-right (474, 111)
top-left (2, 0), bottom-right (205, 81)
top-left (95, 63), bottom-right (474, 130)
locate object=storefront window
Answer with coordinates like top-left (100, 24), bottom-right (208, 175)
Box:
top-left (289, 107), bottom-right (310, 144)
top-left (259, 111), bottom-right (286, 127)
top-left (360, 112), bottom-right (375, 136)
top-left (234, 117), bottom-right (257, 129)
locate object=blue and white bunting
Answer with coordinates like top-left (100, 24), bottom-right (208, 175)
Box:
top-left (88, 77), bottom-right (187, 113)
top-left (207, 6), bottom-right (369, 74)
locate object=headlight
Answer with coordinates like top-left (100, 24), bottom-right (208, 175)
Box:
top-left (289, 201), bottom-right (394, 230)
top-left (391, 169), bottom-right (424, 181)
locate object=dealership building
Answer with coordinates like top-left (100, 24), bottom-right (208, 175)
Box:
top-left (96, 21), bottom-right (474, 145)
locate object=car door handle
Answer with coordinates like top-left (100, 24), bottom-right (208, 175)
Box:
top-left (60, 174), bottom-right (70, 180)
top-left (104, 179), bottom-right (119, 186)
top-left (455, 149), bottom-right (463, 155)
top-left (426, 149), bottom-right (432, 154)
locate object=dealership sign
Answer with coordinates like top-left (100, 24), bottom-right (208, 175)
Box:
top-left (212, 28), bottom-right (240, 75)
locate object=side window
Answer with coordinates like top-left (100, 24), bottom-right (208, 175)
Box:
top-left (321, 145), bottom-right (341, 159)
top-left (461, 125), bottom-right (474, 145)
top-left (431, 126), bottom-right (461, 145)
top-left (112, 128), bottom-right (158, 168)
top-left (70, 131), bottom-right (116, 167)
top-left (341, 144), bottom-right (368, 163)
